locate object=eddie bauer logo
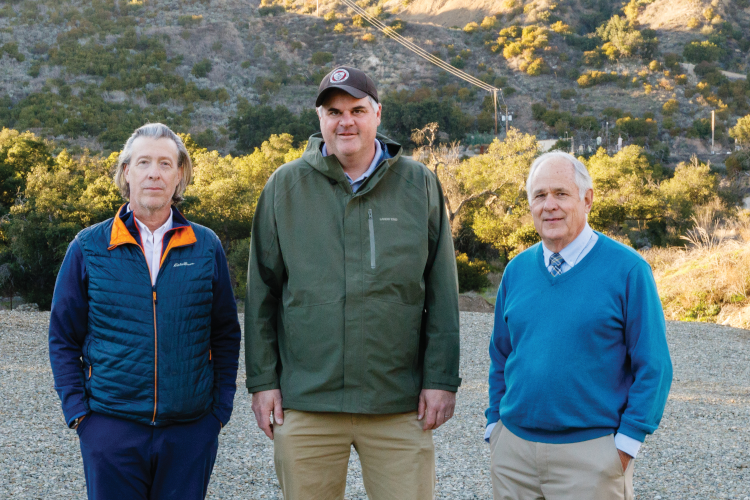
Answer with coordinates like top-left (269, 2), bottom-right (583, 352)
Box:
top-left (173, 262), bottom-right (195, 267)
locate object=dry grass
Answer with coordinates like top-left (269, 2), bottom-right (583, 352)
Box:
top-left (643, 211), bottom-right (750, 329)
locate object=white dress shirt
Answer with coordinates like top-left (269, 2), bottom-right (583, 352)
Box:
top-left (129, 205), bottom-right (173, 286)
top-left (485, 223), bottom-right (642, 459)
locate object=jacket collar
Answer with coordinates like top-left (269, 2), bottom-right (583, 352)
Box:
top-left (302, 133), bottom-right (403, 195)
top-left (108, 204), bottom-right (197, 255)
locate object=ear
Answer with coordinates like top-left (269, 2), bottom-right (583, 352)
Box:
top-left (123, 163), bottom-right (130, 184)
top-left (584, 188), bottom-right (594, 213)
top-left (375, 103), bottom-right (382, 126)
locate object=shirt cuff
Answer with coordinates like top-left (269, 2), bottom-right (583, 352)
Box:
top-left (615, 432), bottom-right (641, 459)
top-left (484, 422), bottom-right (497, 443)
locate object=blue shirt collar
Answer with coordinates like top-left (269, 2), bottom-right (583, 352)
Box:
top-left (321, 139), bottom-right (384, 191)
top-left (542, 222), bottom-right (595, 267)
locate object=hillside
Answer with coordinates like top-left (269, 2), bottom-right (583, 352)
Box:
top-left (0, 0), bottom-right (749, 170)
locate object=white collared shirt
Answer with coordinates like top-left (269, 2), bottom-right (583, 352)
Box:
top-left (541, 222), bottom-right (598, 273)
top-left (322, 139), bottom-right (383, 193)
top-left (485, 223), bottom-right (642, 459)
top-left (129, 204), bottom-right (173, 286)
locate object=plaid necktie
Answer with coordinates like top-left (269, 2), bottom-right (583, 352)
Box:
top-left (549, 252), bottom-right (565, 277)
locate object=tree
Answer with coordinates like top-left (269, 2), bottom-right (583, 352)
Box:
top-left (229, 100), bottom-right (319, 152)
top-left (0, 129), bottom-right (53, 217)
top-left (595, 15), bottom-right (648, 59)
top-left (683, 40), bottom-right (722, 63)
top-left (729, 115), bottom-right (750, 147)
top-left (182, 133), bottom-right (304, 248)
top-left (660, 155), bottom-right (718, 233)
top-left (585, 145), bottom-right (663, 236)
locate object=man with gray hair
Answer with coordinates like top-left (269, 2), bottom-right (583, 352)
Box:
top-left (49, 123), bottom-right (241, 499)
top-left (485, 151), bottom-right (672, 499)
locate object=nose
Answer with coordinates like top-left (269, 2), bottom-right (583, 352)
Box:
top-left (542, 194), bottom-right (558, 211)
top-left (339, 111), bottom-right (355, 127)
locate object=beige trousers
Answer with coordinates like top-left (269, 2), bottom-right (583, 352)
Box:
top-left (490, 421), bottom-right (634, 500)
top-left (273, 410), bottom-right (435, 500)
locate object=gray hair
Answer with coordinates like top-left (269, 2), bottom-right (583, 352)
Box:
top-left (526, 151), bottom-right (593, 204)
top-left (113, 123), bottom-right (193, 204)
top-left (315, 95), bottom-right (380, 118)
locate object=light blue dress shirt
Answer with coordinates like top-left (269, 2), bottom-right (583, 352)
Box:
top-left (485, 223), bottom-right (642, 459)
top-left (321, 139), bottom-right (383, 193)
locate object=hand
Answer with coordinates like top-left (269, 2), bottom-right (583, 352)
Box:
top-left (417, 389), bottom-right (456, 431)
top-left (617, 449), bottom-right (632, 472)
top-left (74, 415), bottom-right (86, 428)
top-left (251, 389), bottom-right (283, 440)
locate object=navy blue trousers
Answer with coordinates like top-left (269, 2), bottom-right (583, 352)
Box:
top-left (77, 411), bottom-right (220, 500)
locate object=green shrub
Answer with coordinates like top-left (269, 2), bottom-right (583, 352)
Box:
top-left (258, 5), bottom-right (284, 16)
top-left (229, 100), bottom-right (318, 152)
top-left (455, 253), bottom-right (491, 292)
top-left (192, 58), bottom-right (212, 78)
top-left (1, 42), bottom-right (25, 62)
top-left (560, 88), bottom-right (577, 99)
top-left (311, 51), bottom-right (334, 65)
top-left (663, 52), bottom-right (681, 70)
top-left (683, 40), bottom-right (722, 63)
top-left (463, 22), bottom-right (479, 33)
top-left (177, 14), bottom-right (203, 27)
top-left (387, 19), bottom-right (406, 33)
top-left (662, 99), bottom-right (679, 115)
top-left (577, 71), bottom-right (620, 88)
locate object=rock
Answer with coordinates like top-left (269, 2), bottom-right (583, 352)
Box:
top-left (15, 303), bottom-right (39, 312)
top-left (458, 294), bottom-right (494, 313)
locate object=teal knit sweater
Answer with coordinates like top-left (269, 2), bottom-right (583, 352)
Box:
top-left (486, 233), bottom-right (673, 444)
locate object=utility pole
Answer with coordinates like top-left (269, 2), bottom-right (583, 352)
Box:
top-left (493, 89), bottom-right (498, 136)
top-left (711, 109), bottom-right (715, 153)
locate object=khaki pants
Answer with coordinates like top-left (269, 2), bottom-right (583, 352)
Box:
top-left (274, 410), bottom-right (435, 500)
top-left (490, 421), bottom-right (634, 500)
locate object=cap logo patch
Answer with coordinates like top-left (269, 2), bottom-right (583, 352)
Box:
top-left (330, 69), bottom-right (349, 83)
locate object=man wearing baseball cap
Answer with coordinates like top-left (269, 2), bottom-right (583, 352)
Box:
top-left (245, 66), bottom-right (461, 499)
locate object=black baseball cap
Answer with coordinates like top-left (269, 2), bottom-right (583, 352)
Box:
top-left (315, 66), bottom-right (379, 107)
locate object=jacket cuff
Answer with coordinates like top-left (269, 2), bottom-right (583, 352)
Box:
top-left (246, 374), bottom-right (280, 394)
top-left (423, 369), bottom-right (462, 390)
top-left (485, 407), bottom-right (500, 427)
top-left (616, 422), bottom-right (647, 442)
top-left (66, 409), bottom-right (88, 429)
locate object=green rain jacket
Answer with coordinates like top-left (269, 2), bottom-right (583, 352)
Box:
top-left (245, 133), bottom-right (461, 414)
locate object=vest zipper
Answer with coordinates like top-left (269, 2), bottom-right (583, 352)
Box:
top-left (151, 289), bottom-right (158, 425)
top-left (368, 209), bottom-right (376, 269)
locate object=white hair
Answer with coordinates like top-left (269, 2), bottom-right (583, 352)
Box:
top-left (526, 151), bottom-right (593, 204)
top-left (316, 95), bottom-right (380, 118)
top-left (114, 123), bottom-right (192, 204)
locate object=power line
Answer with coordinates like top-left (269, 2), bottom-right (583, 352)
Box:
top-left (338, 0), bottom-right (498, 93)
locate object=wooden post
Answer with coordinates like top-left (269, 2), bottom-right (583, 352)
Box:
top-left (711, 110), bottom-right (715, 152)
top-left (493, 90), bottom-right (498, 136)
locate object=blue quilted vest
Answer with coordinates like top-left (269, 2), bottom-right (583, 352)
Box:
top-left (76, 206), bottom-right (218, 426)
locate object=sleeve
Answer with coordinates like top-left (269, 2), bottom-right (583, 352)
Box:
top-left (244, 180), bottom-right (285, 393)
top-left (48, 239), bottom-right (90, 428)
top-left (210, 242), bottom-right (242, 426)
top-left (617, 262), bottom-right (673, 442)
top-left (421, 175), bottom-right (462, 392)
top-left (486, 276), bottom-right (512, 426)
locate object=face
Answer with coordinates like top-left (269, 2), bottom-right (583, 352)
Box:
top-left (319, 90), bottom-right (381, 159)
top-left (124, 136), bottom-right (182, 215)
top-left (529, 159), bottom-right (593, 253)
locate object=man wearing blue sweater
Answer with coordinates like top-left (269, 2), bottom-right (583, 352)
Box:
top-left (486, 151), bottom-right (672, 499)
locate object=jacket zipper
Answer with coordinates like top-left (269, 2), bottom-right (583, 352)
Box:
top-left (368, 209), bottom-right (376, 269)
top-left (151, 289), bottom-right (158, 424)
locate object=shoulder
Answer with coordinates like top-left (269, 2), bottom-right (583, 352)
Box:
top-left (596, 233), bottom-right (649, 269)
top-left (185, 221), bottom-right (221, 248)
top-left (389, 156), bottom-right (439, 192)
top-left (75, 217), bottom-right (114, 246)
top-left (507, 243), bottom-right (541, 272)
top-left (265, 157), bottom-right (316, 193)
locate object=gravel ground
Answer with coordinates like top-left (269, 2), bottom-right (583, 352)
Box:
top-left (1, 311), bottom-right (749, 499)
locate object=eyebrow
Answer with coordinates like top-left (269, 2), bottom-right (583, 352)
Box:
top-left (327, 105), bottom-right (368, 113)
